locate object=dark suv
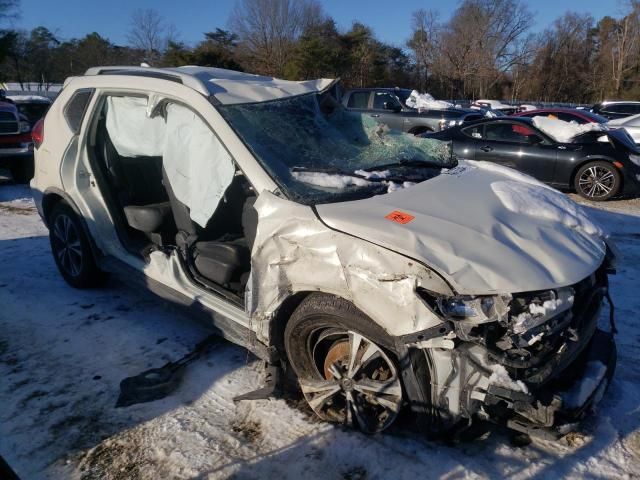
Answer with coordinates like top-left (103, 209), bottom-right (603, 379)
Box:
top-left (341, 88), bottom-right (480, 134)
top-left (591, 101), bottom-right (640, 120)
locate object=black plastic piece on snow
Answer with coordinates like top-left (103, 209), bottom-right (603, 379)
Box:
top-left (116, 334), bottom-right (220, 407)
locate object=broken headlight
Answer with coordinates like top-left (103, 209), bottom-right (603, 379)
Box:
top-left (418, 289), bottom-right (510, 324)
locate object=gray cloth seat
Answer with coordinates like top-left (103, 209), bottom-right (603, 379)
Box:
top-left (123, 202), bottom-right (172, 233)
top-left (192, 240), bottom-right (250, 285)
top-left (162, 167), bottom-right (257, 286)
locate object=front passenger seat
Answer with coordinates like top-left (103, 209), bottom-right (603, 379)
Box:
top-left (162, 167), bottom-right (250, 287)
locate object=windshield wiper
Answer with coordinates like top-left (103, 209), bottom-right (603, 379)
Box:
top-left (362, 158), bottom-right (452, 171)
top-left (291, 166), bottom-right (405, 183)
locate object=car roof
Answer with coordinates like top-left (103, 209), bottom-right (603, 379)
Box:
top-left (84, 65), bottom-right (336, 105)
top-left (345, 87), bottom-right (411, 92)
top-left (8, 95), bottom-right (52, 104)
top-left (464, 116), bottom-right (535, 125)
top-left (599, 100), bottom-right (640, 105)
top-left (515, 108), bottom-right (582, 115)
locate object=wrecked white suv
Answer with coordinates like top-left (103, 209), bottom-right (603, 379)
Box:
top-left (31, 66), bottom-right (616, 438)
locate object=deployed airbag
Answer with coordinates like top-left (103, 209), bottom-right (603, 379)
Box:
top-left (163, 104), bottom-right (236, 227)
top-left (105, 96), bottom-right (166, 157)
top-left (104, 96), bottom-right (235, 228)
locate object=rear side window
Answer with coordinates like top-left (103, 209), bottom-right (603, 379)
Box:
top-left (64, 89), bottom-right (94, 133)
top-left (484, 122), bottom-right (541, 143)
top-left (462, 125), bottom-right (483, 139)
top-left (605, 104), bottom-right (640, 115)
top-left (347, 91), bottom-right (369, 109)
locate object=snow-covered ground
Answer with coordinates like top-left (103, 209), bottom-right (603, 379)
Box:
top-left (1, 181), bottom-right (640, 480)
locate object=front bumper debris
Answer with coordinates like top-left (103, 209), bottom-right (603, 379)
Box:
top-left (484, 328), bottom-right (616, 440)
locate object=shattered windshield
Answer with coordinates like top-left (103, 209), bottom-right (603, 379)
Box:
top-left (217, 92), bottom-right (454, 204)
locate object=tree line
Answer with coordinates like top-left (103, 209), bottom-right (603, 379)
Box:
top-left (1, 0), bottom-right (639, 103)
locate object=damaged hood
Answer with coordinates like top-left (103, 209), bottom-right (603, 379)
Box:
top-left (315, 162), bottom-right (606, 294)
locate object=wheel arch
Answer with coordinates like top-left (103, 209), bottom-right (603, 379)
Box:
top-left (269, 290), bottom-right (399, 358)
top-left (42, 188), bottom-right (104, 262)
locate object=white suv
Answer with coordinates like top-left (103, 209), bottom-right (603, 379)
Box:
top-left (31, 66), bottom-right (617, 438)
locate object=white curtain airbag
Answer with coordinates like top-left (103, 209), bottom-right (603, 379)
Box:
top-left (105, 97), bottom-right (235, 228)
top-left (105, 96), bottom-right (166, 157)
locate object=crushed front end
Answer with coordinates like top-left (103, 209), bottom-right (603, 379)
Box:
top-left (412, 263), bottom-right (616, 439)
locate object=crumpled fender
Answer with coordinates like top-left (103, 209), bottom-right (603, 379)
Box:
top-left (246, 191), bottom-right (453, 343)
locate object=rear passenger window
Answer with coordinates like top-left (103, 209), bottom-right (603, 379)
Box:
top-left (347, 92), bottom-right (369, 109)
top-left (64, 89), bottom-right (94, 133)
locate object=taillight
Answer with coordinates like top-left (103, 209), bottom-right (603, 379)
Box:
top-left (32, 118), bottom-right (44, 149)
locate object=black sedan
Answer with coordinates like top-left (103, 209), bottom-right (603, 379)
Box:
top-left (426, 117), bottom-right (640, 200)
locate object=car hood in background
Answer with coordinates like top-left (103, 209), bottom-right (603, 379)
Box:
top-left (315, 162), bottom-right (606, 294)
top-left (605, 128), bottom-right (640, 153)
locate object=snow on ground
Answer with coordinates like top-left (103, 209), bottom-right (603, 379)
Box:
top-left (1, 181), bottom-right (640, 480)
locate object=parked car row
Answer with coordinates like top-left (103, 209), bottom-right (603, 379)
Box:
top-left (426, 116), bottom-right (640, 200)
top-left (339, 87), bottom-right (640, 201)
top-left (341, 87), bottom-right (485, 135)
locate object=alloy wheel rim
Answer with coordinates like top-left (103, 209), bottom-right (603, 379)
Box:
top-left (578, 166), bottom-right (615, 199)
top-left (299, 329), bottom-right (402, 433)
top-left (52, 214), bottom-right (83, 277)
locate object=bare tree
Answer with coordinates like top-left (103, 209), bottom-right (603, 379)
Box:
top-left (127, 8), bottom-right (170, 64)
top-left (229, 0), bottom-right (324, 76)
top-left (407, 9), bottom-right (440, 91)
top-left (433, 0), bottom-right (533, 98)
top-left (609, 1), bottom-right (640, 95)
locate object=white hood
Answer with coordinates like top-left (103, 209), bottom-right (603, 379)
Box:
top-left (315, 162), bottom-right (606, 295)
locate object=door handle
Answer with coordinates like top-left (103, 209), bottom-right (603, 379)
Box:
top-left (370, 114), bottom-right (380, 118)
top-left (480, 146), bottom-right (493, 152)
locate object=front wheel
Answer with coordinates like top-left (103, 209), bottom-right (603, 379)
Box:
top-left (574, 161), bottom-right (621, 201)
top-left (285, 294), bottom-right (403, 434)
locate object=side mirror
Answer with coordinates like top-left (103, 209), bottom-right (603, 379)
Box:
top-left (384, 101), bottom-right (402, 112)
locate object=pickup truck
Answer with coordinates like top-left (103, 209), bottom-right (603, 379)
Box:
top-left (0, 100), bottom-right (34, 182)
top-left (341, 87), bottom-right (482, 134)
top-left (0, 96), bottom-right (51, 183)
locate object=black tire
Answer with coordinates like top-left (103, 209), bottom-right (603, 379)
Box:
top-left (10, 157), bottom-right (34, 184)
top-left (284, 293), bottom-right (405, 433)
top-left (48, 201), bottom-right (108, 288)
top-left (574, 161), bottom-right (621, 201)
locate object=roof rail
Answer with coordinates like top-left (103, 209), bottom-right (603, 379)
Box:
top-left (84, 66), bottom-right (210, 96)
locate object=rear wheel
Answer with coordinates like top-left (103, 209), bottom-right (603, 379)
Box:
top-left (574, 161), bottom-right (621, 201)
top-left (48, 201), bottom-right (108, 288)
top-left (285, 294), bottom-right (403, 433)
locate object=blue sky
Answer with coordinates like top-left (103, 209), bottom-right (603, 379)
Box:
top-left (15, 0), bottom-right (622, 47)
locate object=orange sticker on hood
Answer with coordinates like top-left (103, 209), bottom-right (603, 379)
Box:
top-left (385, 210), bottom-right (415, 224)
